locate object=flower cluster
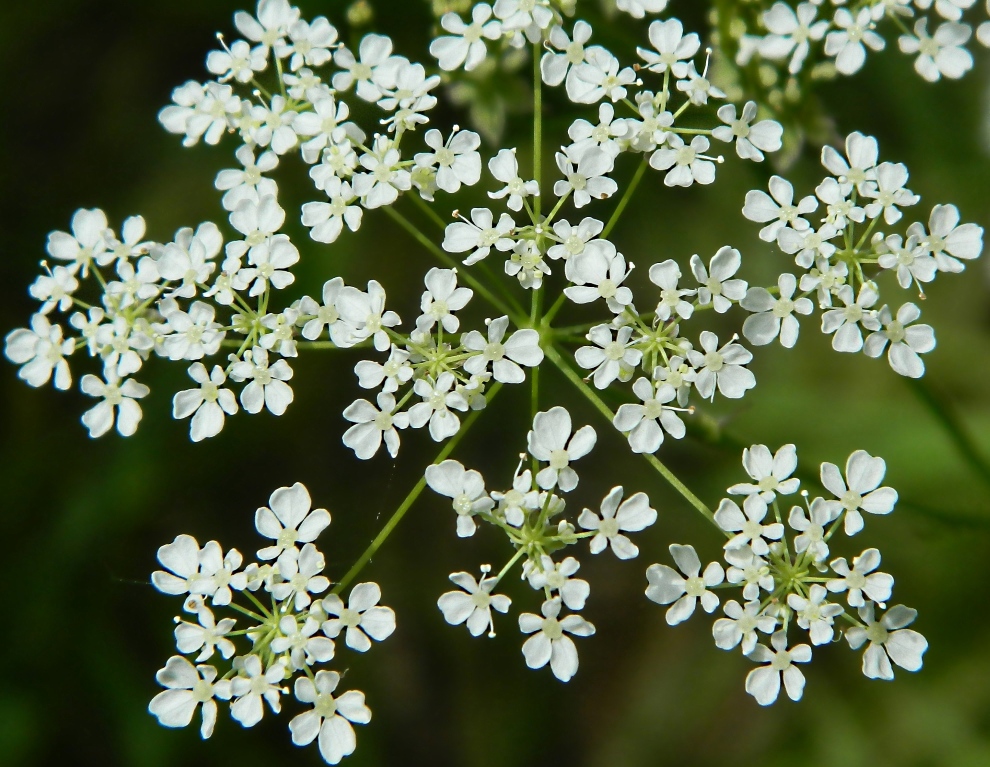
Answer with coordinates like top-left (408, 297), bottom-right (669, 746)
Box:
top-left (646, 444), bottom-right (927, 705)
top-left (149, 482), bottom-right (395, 764)
top-left (741, 131), bottom-right (983, 378)
top-left (430, 406), bottom-right (657, 682)
top-left (732, 0), bottom-right (990, 82)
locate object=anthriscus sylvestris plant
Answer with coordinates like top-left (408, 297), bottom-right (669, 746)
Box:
top-left (5, 0), bottom-right (986, 761)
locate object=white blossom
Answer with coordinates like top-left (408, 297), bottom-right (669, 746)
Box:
top-left (271, 543), bottom-right (331, 611)
top-left (354, 346), bottom-right (413, 393)
top-left (637, 18), bottom-right (700, 78)
top-left (715, 495), bottom-right (784, 556)
top-left (45, 208), bottom-right (109, 275)
top-left (333, 34), bottom-right (402, 102)
top-left (862, 162), bottom-right (919, 225)
top-left (820, 285), bottom-right (880, 353)
top-left (4, 314), bottom-right (74, 390)
top-left (612, 378), bottom-right (686, 454)
top-left (270, 615), bottom-right (335, 670)
top-left (686, 331), bottom-right (756, 401)
top-left (579, 486), bottom-right (656, 559)
top-left (542, 22), bottom-right (592, 87)
top-left (728, 444), bottom-right (801, 502)
top-left (149, 656), bottom-right (230, 739)
top-left (158, 222), bottom-right (223, 299)
top-left (827, 548), bottom-right (894, 607)
top-left (431, 4), bottom-right (503, 72)
top-left (877, 234), bottom-right (936, 290)
top-left (335, 280), bottom-right (400, 351)
top-left (690, 247), bottom-right (746, 313)
top-left (518, 597), bottom-right (595, 682)
top-left (745, 631), bottom-right (812, 705)
top-left (575, 324), bottom-right (642, 390)
top-left (173, 364), bottom-right (238, 442)
top-left (788, 585), bottom-right (844, 645)
top-left (864, 303), bottom-right (936, 378)
top-left (825, 8), bottom-right (885, 75)
top-left (527, 406), bottom-right (596, 492)
top-left (342, 392), bottom-right (409, 459)
top-left (548, 217), bottom-right (603, 261)
top-left (255, 482), bottom-right (331, 562)
top-left (417, 267), bottom-right (473, 334)
top-left (408, 372), bottom-right (469, 441)
top-left (554, 146), bottom-right (617, 208)
top-left (564, 239), bottom-right (634, 311)
top-left (616, 0), bottom-right (668, 18)
top-left (845, 604), bottom-right (927, 680)
top-left (426, 459), bottom-right (495, 537)
top-left (487, 149), bottom-right (540, 212)
top-left (462, 316), bottom-right (543, 384)
top-left (724, 548), bottom-right (774, 600)
top-left (207, 39), bottom-right (268, 83)
top-left (713, 600), bottom-right (776, 654)
top-left (567, 46), bottom-right (636, 104)
top-left (787, 497), bottom-right (838, 562)
top-left (649, 134), bottom-right (717, 188)
top-left (759, 2), bottom-right (828, 73)
top-left (80, 372), bottom-right (149, 438)
top-left (646, 544), bottom-right (724, 625)
top-left (174, 606), bottom-right (237, 662)
top-left (741, 273), bottom-right (814, 348)
top-left (907, 203), bottom-right (984, 273)
top-left (525, 556), bottom-right (590, 611)
top-left (822, 131), bottom-right (879, 192)
top-left (442, 208), bottom-right (516, 266)
top-left (289, 672), bottom-right (371, 765)
top-left (322, 582), bottom-right (396, 652)
top-left (415, 129), bottom-right (482, 195)
top-left (229, 347), bottom-right (294, 415)
top-left (567, 102), bottom-right (628, 159)
top-left (230, 655), bottom-right (286, 727)
top-left (743, 176), bottom-right (817, 242)
top-left (820, 450), bottom-right (898, 535)
top-left (898, 19), bottom-right (973, 81)
top-left (438, 571), bottom-right (511, 637)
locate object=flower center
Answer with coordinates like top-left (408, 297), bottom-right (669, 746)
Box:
top-left (541, 617), bottom-right (563, 640)
top-left (549, 449), bottom-right (570, 470)
top-left (598, 517), bottom-right (620, 538)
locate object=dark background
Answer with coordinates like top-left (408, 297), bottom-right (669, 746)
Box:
top-left (2, 1), bottom-right (990, 765)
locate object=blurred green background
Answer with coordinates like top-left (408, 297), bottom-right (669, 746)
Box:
top-left (2, 1), bottom-right (990, 765)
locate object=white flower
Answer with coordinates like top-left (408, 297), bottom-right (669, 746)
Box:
top-left (270, 615), bottom-right (335, 670)
top-left (820, 449), bottom-right (898, 535)
top-left (191, 540), bottom-right (245, 607)
top-left (914, 0), bottom-right (976, 22)
top-left (728, 444), bottom-right (801, 502)
top-left (713, 600), bottom-right (776, 655)
top-left (637, 19), bottom-right (700, 78)
top-left (527, 406), bottom-right (597, 492)
top-left (342, 392), bottom-right (409, 459)
top-left (161, 302), bottom-right (225, 361)
top-left (690, 247), bottom-right (747, 313)
top-left (645, 544), bottom-right (724, 625)
top-left (845, 604), bottom-right (927, 680)
top-left (712, 101), bottom-right (782, 161)
top-left (248, 96), bottom-right (300, 155)
top-left (518, 597), bottom-right (595, 682)
top-left (724, 548), bottom-right (774, 601)
top-left (759, 2), bottom-right (828, 73)
top-left (296, 278), bottom-right (346, 343)
top-left (271, 543), bottom-right (331, 611)
top-left (4, 314), bottom-right (74, 390)
top-left (716, 495), bottom-right (784, 556)
top-left (649, 259), bottom-right (695, 321)
top-left (649, 134), bottom-right (717, 188)
top-left (567, 102), bottom-right (628, 159)
top-left (564, 239), bottom-right (634, 311)
top-left (525, 556), bottom-right (590, 611)
top-left (442, 208), bottom-right (516, 266)
top-left (815, 177), bottom-right (865, 229)
top-left (825, 8), bottom-right (885, 75)
top-left (579, 486), bottom-right (657, 559)
top-left (80, 372), bottom-right (149, 438)
top-left (567, 46), bottom-right (636, 104)
top-left (174, 606), bottom-right (236, 662)
top-left (462, 316), bottom-right (543, 384)
top-left (877, 234), bottom-right (936, 290)
top-left (408, 372), bottom-right (469, 441)
top-left (827, 548), bottom-right (894, 607)
top-left (230, 655), bottom-right (286, 728)
top-left (820, 285), bottom-right (880, 353)
top-left (548, 217), bottom-right (604, 261)
top-left (494, 0), bottom-right (554, 33)
top-left (686, 331), bottom-right (756, 401)
top-left (788, 585), bottom-right (844, 645)
top-left (417, 267), bottom-right (473, 334)
top-left (554, 146), bottom-right (617, 208)
top-left (741, 273), bottom-right (814, 349)
top-left (335, 280), bottom-right (400, 352)
top-left (864, 303), bottom-right (936, 379)
top-left (438, 571), bottom-right (511, 637)
top-left (431, 4), bottom-right (502, 72)
top-left (376, 60), bottom-right (441, 115)
top-left (356, 136), bottom-right (411, 209)
top-left (158, 222), bottom-right (223, 299)
top-left (289, 672), bottom-right (371, 765)
top-left (322, 582), bottom-right (396, 651)
top-left (505, 242), bottom-right (548, 289)
top-left (255, 482), bottom-right (331, 561)
top-left (333, 34), bottom-right (402, 102)
top-left (207, 38), bottom-right (268, 83)
top-left (354, 346), bottom-right (413, 393)
top-left (613, 378), bottom-right (686, 454)
top-left (787, 497), bottom-right (838, 562)
top-left (675, 61), bottom-right (726, 107)
top-left (907, 203), bottom-right (984, 273)
top-left (491, 468), bottom-right (540, 527)
top-left (487, 148), bottom-right (540, 211)
top-left (778, 222), bottom-right (840, 269)
top-left (899, 19), bottom-right (973, 82)
top-left (149, 656), bottom-right (230, 739)
top-left (745, 631), bottom-right (812, 705)
top-left (281, 16), bottom-right (338, 71)
top-left (234, 0), bottom-right (299, 56)
top-left (302, 178), bottom-right (364, 244)
top-left (415, 129), bottom-right (482, 195)
top-left (862, 162), bottom-right (919, 225)
top-left (575, 324), bottom-right (642, 390)
top-left (229, 347), bottom-right (294, 416)
top-left (616, 0), bottom-right (668, 18)
top-left (153, 534), bottom-right (207, 597)
top-left (45, 208), bottom-right (109, 275)
top-left (743, 176), bottom-right (817, 242)
top-left (426, 459), bottom-right (495, 537)
top-left (542, 22), bottom-right (593, 87)
top-left (822, 131), bottom-right (879, 192)
top-left (172, 364), bottom-right (238, 442)
top-left (29, 265), bottom-right (79, 314)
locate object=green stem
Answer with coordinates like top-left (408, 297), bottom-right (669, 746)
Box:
top-left (602, 158), bottom-right (649, 239)
top-left (382, 206), bottom-right (526, 326)
top-left (533, 44), bottom-right (543, 219)
top-left (331, 383), bottom-right (504, 593)
top-left (544, 343), bottom-right (719, 529)
top-left (905, 377), bottom-right (990, 490)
